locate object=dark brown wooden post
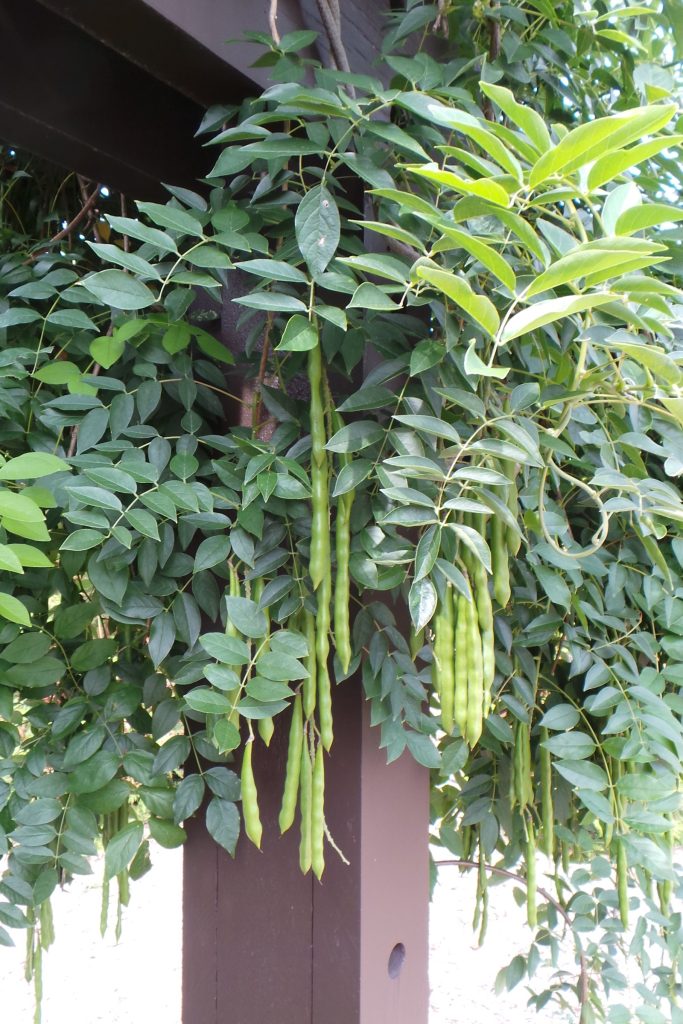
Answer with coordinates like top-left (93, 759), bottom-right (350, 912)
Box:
top-left (183, 678), bottom-right (429, 1024)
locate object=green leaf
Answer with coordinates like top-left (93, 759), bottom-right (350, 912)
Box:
top-left (47, 309), bottom-right (98, 331)
top-left (0, 453), bottom-right (68, 480)
top-left (173, 774), bottom-right (205, 824)
top-left (554, 759), bottom-right (609, 792)
top-left (540, 704), bottom-right (581, 730)
top-left (205, 797), bottom-right (240, 855)
top-left (529, 104), bottom-right (677, 187)
top-left (87, 242), bottom-right (161, 280)
top-left (347, 282), bottom-right (401, 311)
top-left (136, 201), bottom-right (204, 237)
top-left (225, 596), bottom-right (268, 639)
top-left (194, 536), bottom-right (231, 573)
top-left (84, 270), bottom-right (156, 310)
top-left (276, 314), bottom-right (318, 352)
top-left (0, 594), bottom-right (30, 626)
top-left (2, 631), bottom-right (51, 664)
top-left (325, 421), bottom-right (385, 453)
top-left (479, 81), bottom-right (551, 154)
top-left (104, 822), bottom-right (144, 879)
top-left (105, 215), bottom-right (178, 253)
top-left (405, 730), bottom-right (441, 768)
top-left (0, 307), bottom-right (41, 329)
top-left (409, 577), bottom-right (437, 631)
top-left (500, 294), bottom-right (613, 344)
top-left (185, 688), bottom-right (234, 714)
top-left (125, 509), bottom-right (160, 540)
top-left (295, 184), bottom-right (340, 276)
top-left (233, 292), bottom-right (307, 313)
top-left (257, 651), bottom-right (307, 681)
top-left (450, 524), bottom-right (492, 572)
top-left (237, 259), bottom-right (308, 284)
top-left (148, 817), bottom-right (186, 849)
top-left (542, 732), bottom-right (596, 759)
top-left (417, 266), bottom-right (500, 336)
top-left (185, 245), bottom-right (231, 269)
top-left (199, 632), bottom-right (250, 664)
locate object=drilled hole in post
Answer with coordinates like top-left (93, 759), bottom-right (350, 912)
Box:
top-left (387, 942), bottom-right (406, 979)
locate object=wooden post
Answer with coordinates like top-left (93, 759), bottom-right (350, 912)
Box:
top-left (183, 679), bottom-right (429, 1024)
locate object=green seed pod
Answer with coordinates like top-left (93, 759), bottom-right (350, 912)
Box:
top-left (465, 593), bottom-right (484, 747)
top-left (299, 735), bottom-right (313, 875)
top-left (540, 728), bottom-right (554, 859)
top-left (526, 821), bottom-right (538, 929)
top-left (311, 741), bottom-right (325, 880)
top-left (454, 593), bottom-right (469, 739)
top-left (491, 514), bottom-right (511, 607)
top-left (616, 836), bottom-right (629, 928)
top-left (241, 741), bottom-right (263, 849)
top-left (439, 587), bottom-right (456, 735)
top-left (279, 696), bottom-right (304, 834)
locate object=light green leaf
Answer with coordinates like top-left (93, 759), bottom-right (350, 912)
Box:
top-left (479, 81), bottom-right (551, 153)
top-left (500, 293), bottom-right (613, 343)
top-left (417, 266), bottom-right (500, 336)
top-left (407, 164), bottom-right (510, 207)
top-left (89, 336), bottom-right (125, 369)
top-left (0, 594), bottom-right (30, 626)
top-left (275, 314), bottom-right (318, 352)
top-left (33, 361), bottom-right (81, 385)
top-left (529, 104), bottom-right (677, 187)
top-left (433, 226), bottom-right (516, 291)
top-left (463, 340), bottom-right (510, 379)
top-left (526, 241), bottom-right (661, 298)
top-left (0, 453), bottom-right (68, 480)
top-left (615, 203), bottom-right (683, 235)
top-left (587, 134), bottom-right (683, 190)
top-left (0, 490), bottom-right (44, 523)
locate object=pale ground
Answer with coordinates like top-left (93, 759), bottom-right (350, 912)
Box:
top-left (1, 848), bottom-right (576, 1024)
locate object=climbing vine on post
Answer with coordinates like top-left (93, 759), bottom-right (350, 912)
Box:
top-left (1, 3), bottom-right (683, 1021)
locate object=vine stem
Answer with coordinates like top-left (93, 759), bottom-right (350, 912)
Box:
top-left (269, 0), bottom-right (281, 45)
top-left (24, 183), bottom-right (101, 263)
top-left (437, 858), bottom-right (590, 1021)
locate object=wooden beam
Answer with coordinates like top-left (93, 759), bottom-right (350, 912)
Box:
top-left (0, 0), bottom-right (210, 196)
